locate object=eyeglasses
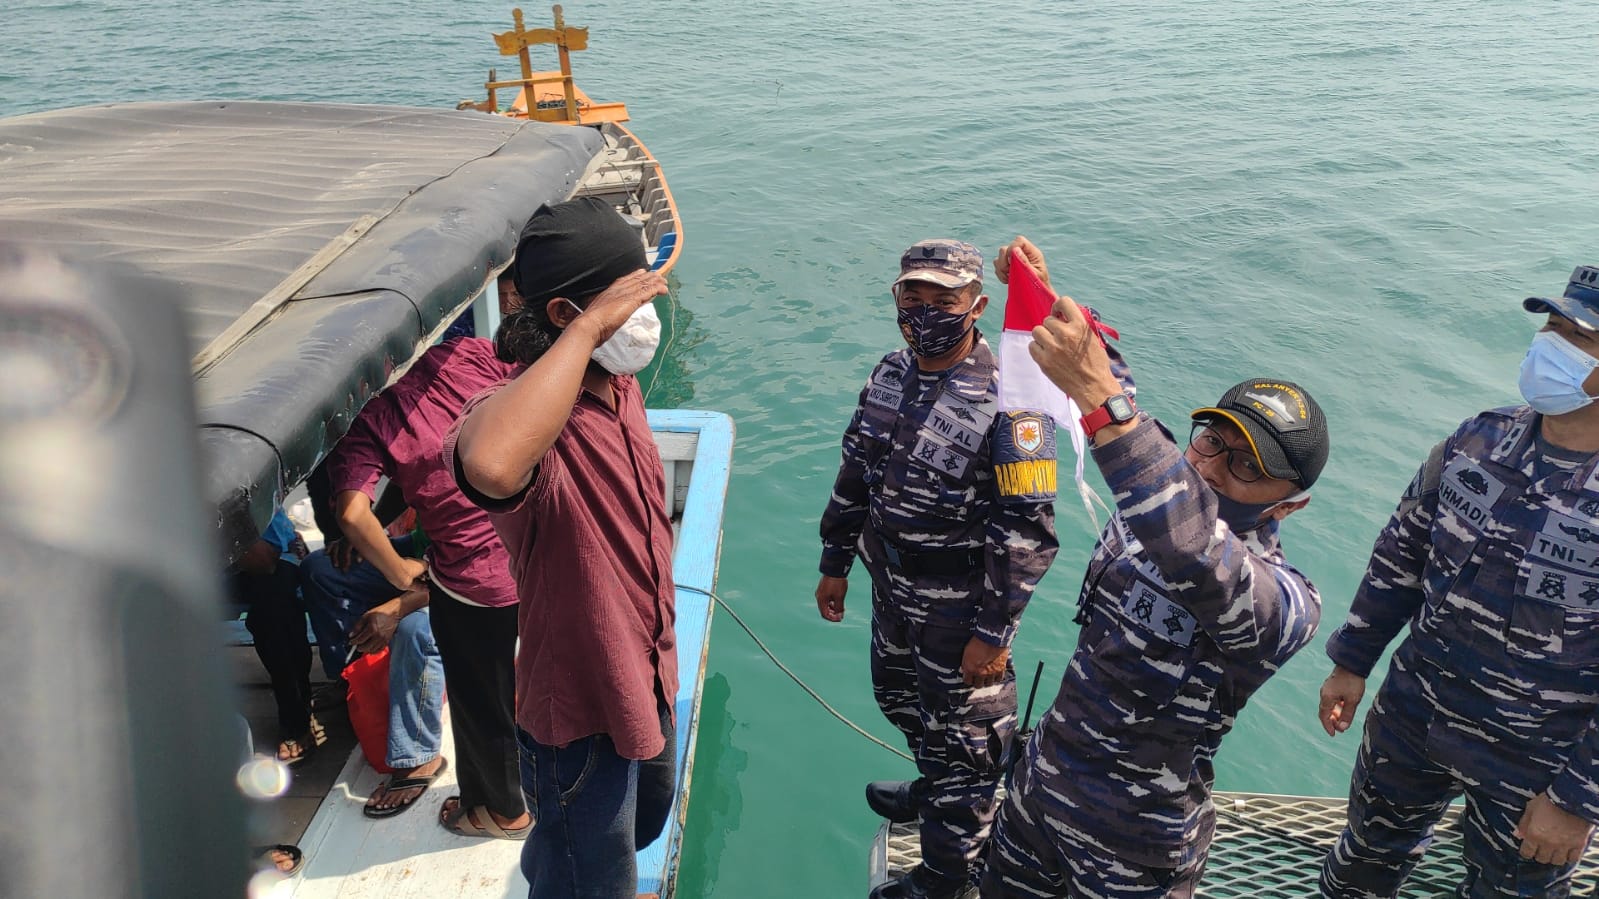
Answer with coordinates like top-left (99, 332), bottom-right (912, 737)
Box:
top-left (1188, 425), bottom-right (1268, 483)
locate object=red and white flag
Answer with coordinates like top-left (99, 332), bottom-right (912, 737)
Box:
top-left (997, 248), bottom-right (1079, 426)
top-left (996, 248), bottom-right (1111, 526)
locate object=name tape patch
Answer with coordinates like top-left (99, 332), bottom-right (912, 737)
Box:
top-left (1438, 456), bottom-right (1506, 533)
top-left (1530, 509), bottom-right (1599, 574)
top-left (866, 384), bottom-right (903, 411)
top-left (925, 408), bottom-right (984, 454)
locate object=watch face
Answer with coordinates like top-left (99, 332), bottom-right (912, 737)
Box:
top-left (1106, 394), bottom-right (1135, 422)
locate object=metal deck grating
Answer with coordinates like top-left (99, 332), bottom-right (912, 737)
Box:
top-left (870, 791), bottom-right (1599, 897)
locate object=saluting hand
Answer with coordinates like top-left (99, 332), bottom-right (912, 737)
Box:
top-left (1318, 665), bottom-right (1366, 737)
top-left (568, 268), bottom-right (667, 347)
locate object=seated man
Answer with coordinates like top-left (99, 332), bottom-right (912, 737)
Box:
top-left (228, 507), bottom-right (317, 766)
top-left (298, 474), bottom-right (447, 819)
top-left (299, 463), bottom-right (419, 698)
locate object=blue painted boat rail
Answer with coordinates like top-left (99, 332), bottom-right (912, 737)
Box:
top-left (637, 409), bottom-right (735, 898)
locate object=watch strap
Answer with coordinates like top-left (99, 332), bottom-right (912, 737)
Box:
top-left (1079, 394), bottom-right (1137, 438)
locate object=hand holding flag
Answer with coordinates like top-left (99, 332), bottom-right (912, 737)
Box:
top-left (995, 236), bottom-right (1121, 528)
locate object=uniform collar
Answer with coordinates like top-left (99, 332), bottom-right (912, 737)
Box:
top-left (1488, 405), bottom-right (1539, 470)
top-left (933, 331), bottom-right (995, 405)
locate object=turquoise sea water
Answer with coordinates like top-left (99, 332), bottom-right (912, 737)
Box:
top-left (7, 1), bottom-right (1599, 894)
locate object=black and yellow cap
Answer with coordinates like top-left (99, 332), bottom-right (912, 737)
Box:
top-left (1191, 379), bottom-right (1329, 488)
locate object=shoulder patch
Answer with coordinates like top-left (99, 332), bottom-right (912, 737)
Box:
top-left (993, 413), bottom-right (1058, 500)
top-left (993, 413), bottom-right (1057, 463)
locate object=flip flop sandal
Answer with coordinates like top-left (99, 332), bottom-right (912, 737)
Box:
top-left (277, 734), bottom-right (317, 768)
top-left (363, 757), bottom-right (448, 819)
top-left (253, 844), bottom-right (305, 877)
top-left (440, 796), bottom-right (532, 841)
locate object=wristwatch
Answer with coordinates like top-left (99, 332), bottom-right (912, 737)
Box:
top-left (1079, 393), bottom-right (1138, 439)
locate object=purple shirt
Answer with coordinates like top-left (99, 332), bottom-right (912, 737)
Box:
top-left (448, 374), bottom-right (677, 760)
top-left (328, 337), bottom-right (519, 607)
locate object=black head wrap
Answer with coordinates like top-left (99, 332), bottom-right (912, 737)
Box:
top-left (512, 197), bottom-right (647, 307)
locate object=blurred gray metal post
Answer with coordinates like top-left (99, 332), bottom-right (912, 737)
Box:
top-left (0, 243), bottom-right (248, 897)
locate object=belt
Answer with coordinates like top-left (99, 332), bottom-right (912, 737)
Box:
top-left (878, 540), bottom-right (984, 578)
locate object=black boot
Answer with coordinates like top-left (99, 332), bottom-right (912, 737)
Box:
top-left (868, 865), bottom-right (975, 899)
top-left (865, 778), bottom-right (929, 823)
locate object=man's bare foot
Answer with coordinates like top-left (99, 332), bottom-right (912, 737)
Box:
top-left (365, 756), bottom-right (446, 815)
top-left (439, 796), bottom-right (531, 832)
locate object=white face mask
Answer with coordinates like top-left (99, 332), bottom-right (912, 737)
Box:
top-left (1519, 330), bottom-right (1599, 416)
top-left (566, 300), bottom-right (661, 375)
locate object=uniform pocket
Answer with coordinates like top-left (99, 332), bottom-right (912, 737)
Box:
top-left (1084, 625), bottom-right (1197, 719)
top-left (1506, 597), bottom-right (1599, 670)
top-left (900, 451), bottom-right (979, 521)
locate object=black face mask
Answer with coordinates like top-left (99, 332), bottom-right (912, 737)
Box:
top-left (897, 302), bottom-right (977, 357)
top-left (1213, 493), bottom-right (1281, 533)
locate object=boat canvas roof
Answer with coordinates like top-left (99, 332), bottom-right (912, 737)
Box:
top-left (0, 100), bottom-right (603, 560)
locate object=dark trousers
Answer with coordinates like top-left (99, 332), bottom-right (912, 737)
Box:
top-left (230, 561), bottom-right (311, 738)
top-left (517, 705), bottom-right (676, 899)
top-left (1320, 654), bottom-right (1587, 899)
top-left (871, 593), bottom-right (1016, 881)
top-left (429, 588), bottom-right (526, 819)
top-left (981, 773), bottom-right (1203, 898)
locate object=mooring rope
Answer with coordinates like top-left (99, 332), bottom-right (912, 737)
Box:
top-left (677, 584), bottom-right (913, 763)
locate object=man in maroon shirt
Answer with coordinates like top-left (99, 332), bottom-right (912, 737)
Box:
top-left (451, 197), bottom-right (675, 899)
top-left (313, 334), bottom-right (529, 834)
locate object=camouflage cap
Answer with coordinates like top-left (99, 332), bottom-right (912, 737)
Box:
top-left (893, 239), bottom-right (984, 290)
top-left (1524, 265), bottom-right (1599, 332)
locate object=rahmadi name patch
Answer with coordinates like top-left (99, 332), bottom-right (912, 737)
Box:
top-left (1438, 455), bottom-right (1506, 533)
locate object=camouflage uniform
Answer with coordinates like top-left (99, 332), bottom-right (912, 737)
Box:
top-left (1321, 405), bottom-right (1599, 898)
top-left (820, 332), bottom-right (1060, 881)
top-left (981, 355), bottom-right (1322, 898)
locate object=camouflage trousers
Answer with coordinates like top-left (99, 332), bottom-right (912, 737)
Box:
top-left (980, 781), bottom-right (1203, 899)
top-left (870, 590), bottom-right (1016, 881)
top-left (1320, 651), bottom-right (1589, 899)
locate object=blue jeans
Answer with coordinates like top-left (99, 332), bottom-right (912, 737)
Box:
top-left (298, 540), bottom-right (443, 768)
top-left (298, 536), bottom-right (413, 679)
top-left (517, 706), bottom-right (676, 899)
top-left (385, 607), bottom-right (443, 768)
